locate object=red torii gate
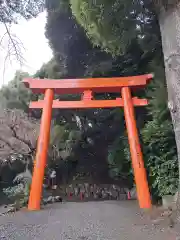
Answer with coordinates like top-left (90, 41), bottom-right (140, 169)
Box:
top-left (23, 74), bottom-right (153, 211)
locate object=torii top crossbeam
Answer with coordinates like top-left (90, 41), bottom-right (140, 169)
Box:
top-left (23, 74), bottom-right (153, 94)
top-left (23, 74), bottom-right (153, 109)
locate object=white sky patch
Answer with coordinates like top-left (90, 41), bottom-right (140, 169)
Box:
top-left (0, 11), bottom-right (52, 87)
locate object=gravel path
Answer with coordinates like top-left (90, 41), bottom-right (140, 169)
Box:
top-left (0, 201), bottom-right (179, 240)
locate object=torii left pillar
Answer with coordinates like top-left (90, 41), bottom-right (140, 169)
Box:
top-left (28, 89), bottom-right (54, 210)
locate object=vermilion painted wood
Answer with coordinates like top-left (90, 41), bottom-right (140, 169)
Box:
top-left (24, 74), bottom-right (153, 211)
top-left (82, 90), bottom-right (93, 100)
top-left (121, 87), bottom-right (152, 209)
top-left (28, 89), bottom-right (54, 211)
top-left (29, 98), bottom-right (148, 109)
top-left (23, 73), bottom-right (153, 94)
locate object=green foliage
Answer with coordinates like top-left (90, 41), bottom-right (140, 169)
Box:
top-left (3, 172), bottom-right (31, 207)
top-left (142, 78), bottom-right (178, 197)
top-left (0, 71), bottom-right (31, 112)
top-left (142, 119), bottom-right (178, 196)
top-left (46, 0), bottom-right (111, 78)
top-left (0, 0), bottom-right (44, 23)
top-left (3, 184), bottom-right (30, 207)
top-left (49, 123), bottom-right (82, 164)
top-left (3, 169), bottom-right (32, 207)
top-left (50, 125), bottom-right (67, 146)
top-left (34, 58), bottom-right (66, 79)
top-left (70, 0), bottom-right (158, 56)
top-left (107, 135), bottom-right (133, 185)
top-left (70, 0), bottom-right (135, 55)
top-left (3, 184), bottom-right (25, 198)
top-left (13, 169), bottom-right (32, 186)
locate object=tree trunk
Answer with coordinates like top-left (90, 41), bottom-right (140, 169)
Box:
top-left (158, 3), bottom-right (180, 210)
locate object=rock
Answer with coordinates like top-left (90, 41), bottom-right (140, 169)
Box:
top-left (52, 185), bottom-right (57, 190)
top-left (111, 189), bottom-right (118, 199)
top-left (65, 187), bottom-right (68, 196)
top-left (7, 206), bottom-right (16, 213)
top-left (162, 195), bottom-right (174, 209)
top-left (119, 194), bottom-right (127, 200)
top-left (84, 183), bottom-right (89, 192)
top-left (161, 209), bottom-right (172, 217)
top-left (80, 184), bottom-right (85, 194)
top-left (107, 191), bottom-right (112, 199)
top-left (101, 190), bottom-right (106, 199)
top-left (116, 186), bottom-right (122, 194)
top-left (42, 199), bottom-right (48, 205)
top-left (89, 185), bottom-right (94, 196)
top-left (74, 187), bottom-right (79, 196)
top-left (174, 191), bottom-right (178, 203)
top-left (54, 196), bottom-right (62, 202)
top-left (85, 193), bottom-right (89, 198)
top-left (97, 190), bottom-right (102, 199)
top-left (69, 185), bottom-right (74, 194)
top-left (43, 195), bottom-right (62, 205)
top-left (0, 205), bottom-right (16, 216)
top-left (93, 193), bottom-right (98, 199)
top-left (130, 187), bottom-right (137, 200)
top-left (47, 196), bottom-right (53, 204)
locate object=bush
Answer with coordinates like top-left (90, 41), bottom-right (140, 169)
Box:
top-left (2, 170), bottom-right (32, 207)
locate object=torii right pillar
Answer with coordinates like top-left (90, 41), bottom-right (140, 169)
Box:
top-left (122, 87), bottom-right (151, 209)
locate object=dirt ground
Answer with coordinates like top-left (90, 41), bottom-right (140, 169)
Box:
top-left (0, 201), bottom-right (180, 240)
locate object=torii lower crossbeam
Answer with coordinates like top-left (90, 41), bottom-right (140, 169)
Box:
top-left (29, 98), bottom-right (148, 109)
top-left (23, 74), bottom-right (153, 211)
